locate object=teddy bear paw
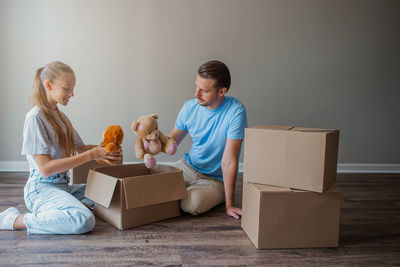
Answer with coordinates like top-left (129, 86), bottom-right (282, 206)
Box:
top-left (144, 154), bottom-right (156, 169)
top-left (168, 143), bottom-right (177, 155)
top-left (165, 138), bottom-right (177, 155)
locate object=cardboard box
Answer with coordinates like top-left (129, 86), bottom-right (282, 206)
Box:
top-left (244, 125), bottom-right (339, 193)
top-left (71, 160), bottom-right (105, 184)
top-left (84, 163), bottom-right (187, 230)
top-left (241, 182), bottom-right (341, 249)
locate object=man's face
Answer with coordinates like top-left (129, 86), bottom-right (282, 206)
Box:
top-left (194, 75), bottom-right (224, 109)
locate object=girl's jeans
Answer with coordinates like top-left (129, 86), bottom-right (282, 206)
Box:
top-left (23, 169), bottom-right (95, 234)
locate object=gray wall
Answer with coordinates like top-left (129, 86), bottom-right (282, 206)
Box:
top-left (0, 0), bottom-right (399, 165)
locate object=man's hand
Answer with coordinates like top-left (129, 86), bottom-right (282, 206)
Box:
top-left (226, 206), bottom-right (242, 219)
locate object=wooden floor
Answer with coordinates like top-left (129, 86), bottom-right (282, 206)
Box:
top-left (0, 172), bottom-right (399, 266)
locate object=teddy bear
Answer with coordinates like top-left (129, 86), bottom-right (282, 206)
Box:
top-left (97, 125), bottom-right (124, 164)
top-left (131, 114), bottom-right (177, 168)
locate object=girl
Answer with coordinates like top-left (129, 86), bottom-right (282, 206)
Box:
top-left (0, 61), bottom-right (121, 234)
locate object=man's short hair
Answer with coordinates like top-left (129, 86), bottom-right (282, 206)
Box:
top-left (198, 60), bottom-right (231, 92)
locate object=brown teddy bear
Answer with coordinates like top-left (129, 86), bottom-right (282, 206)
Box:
top-left (131, 114), bottom-right (177, 168)
top-left (97, 125), bottom-right (124, 164)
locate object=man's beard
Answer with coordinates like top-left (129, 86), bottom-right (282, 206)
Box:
top-left (197, 96), bottom-right (218, 107)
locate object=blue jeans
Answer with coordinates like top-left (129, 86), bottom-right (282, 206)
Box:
top-left (23, 169), bottom-right (95, 234)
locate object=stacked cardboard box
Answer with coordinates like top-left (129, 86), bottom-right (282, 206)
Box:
top-left (241, 125), bottom-right (341, 249)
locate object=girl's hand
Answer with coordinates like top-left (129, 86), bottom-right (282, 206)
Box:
top-left (89, 146), bottom-right (122, 165)
top-left (111, 148), bottom-right (123, 159)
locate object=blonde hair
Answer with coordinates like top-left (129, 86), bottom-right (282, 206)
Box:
top-left (31, 61), bottom-right (76, 157)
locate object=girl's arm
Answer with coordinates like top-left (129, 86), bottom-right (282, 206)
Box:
top-left (77, 144), bottom-right (97, 154)
top-left (34, 146), bottom-right (120, 177)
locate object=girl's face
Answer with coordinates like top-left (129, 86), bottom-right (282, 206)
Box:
top-left (45, 72), bottom-right (76, 109)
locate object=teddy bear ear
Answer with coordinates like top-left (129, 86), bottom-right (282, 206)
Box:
top-left (131, 121), bottom-right (139, 131)
top-left (150, 114), bottom-right (159, 119)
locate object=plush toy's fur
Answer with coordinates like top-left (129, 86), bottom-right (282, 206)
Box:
top-left (97, 125), bottom-right (124, 164)
top-left (131, 114), bottom-right (177, 168)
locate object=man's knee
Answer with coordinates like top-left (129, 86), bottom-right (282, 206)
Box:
top-left (180, 186), bottom-right (224, 215)
top-left (181, 189), bottom-right (203, 215)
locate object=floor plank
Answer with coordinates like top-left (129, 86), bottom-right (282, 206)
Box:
top-left (0, 172), bottom-right (399, 266)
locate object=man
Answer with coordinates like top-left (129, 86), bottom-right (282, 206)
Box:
top-left (169, 60), bottom-right (247, 219)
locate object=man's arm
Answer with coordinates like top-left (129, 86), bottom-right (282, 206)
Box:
top-left (168, 126), bottom-right (188, 146)
top-left (221, 138), bottom-right (243, 219)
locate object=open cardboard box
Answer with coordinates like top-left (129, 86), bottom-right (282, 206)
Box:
top-left (71, 160), bottom-right (116, 184)
top-left (241, 182), bottom-right (341, 249)
top-left (84, 163), bottom-right (187, 230)
top-left (244, 125), bottom-right (340, 193)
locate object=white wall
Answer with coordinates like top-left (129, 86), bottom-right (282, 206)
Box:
top-left (0, 0), bottom-right (399, 168)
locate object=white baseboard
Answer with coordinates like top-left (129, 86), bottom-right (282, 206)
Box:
top-left (336, 163), bottom-right (400, 173)
top-left (1, 161), bottom-right (400, 174)
top-left (0, 161), bottom-right (29, 172)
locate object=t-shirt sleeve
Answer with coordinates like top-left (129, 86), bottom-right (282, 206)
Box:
top-left (21, 115), bottom-right (51, 155)
top-left (227, 104), bottom-right (248, 140)
top-left (175, 103), bottom-right (188, 131)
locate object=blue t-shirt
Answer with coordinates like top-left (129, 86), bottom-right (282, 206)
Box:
top-left (175, 96), bottom-right (247, 180)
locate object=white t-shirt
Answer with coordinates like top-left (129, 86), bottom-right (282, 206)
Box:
top-left (21, 106), bottom-right (84, 175)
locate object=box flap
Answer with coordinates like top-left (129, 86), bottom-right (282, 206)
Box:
top-left (249, 125), bottom-right (293, 131)
top-left (84, 169), bottom-right (118, 208)
top-left (71, 160), bottom-right (103, 184)
top-left (252, 183), bottom-right (320, 193)
top-left (291, 127), bottom-right (337, 133)
top-left (248, 125), bottom-right (339, 133)
top-left (252, 183), bottom-right (292, 192)
top-left (122, 169), bottom-right (186, 209)
top-left (92, 163), bottom-right (148, 178)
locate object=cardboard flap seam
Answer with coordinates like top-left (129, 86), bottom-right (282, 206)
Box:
top-left (294, 130), bottom-right (335, 133)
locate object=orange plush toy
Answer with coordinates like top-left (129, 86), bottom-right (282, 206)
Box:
top-left (97, 125), bottom-right (124, 164)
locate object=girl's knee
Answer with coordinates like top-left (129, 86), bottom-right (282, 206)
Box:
top-left (71, 209), bottom-right (95, 234)
top-left (81, 211), bottom-right (95, 234)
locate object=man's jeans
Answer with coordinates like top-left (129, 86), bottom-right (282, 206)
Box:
top-left (171, 159), bottom-right (225, 215)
